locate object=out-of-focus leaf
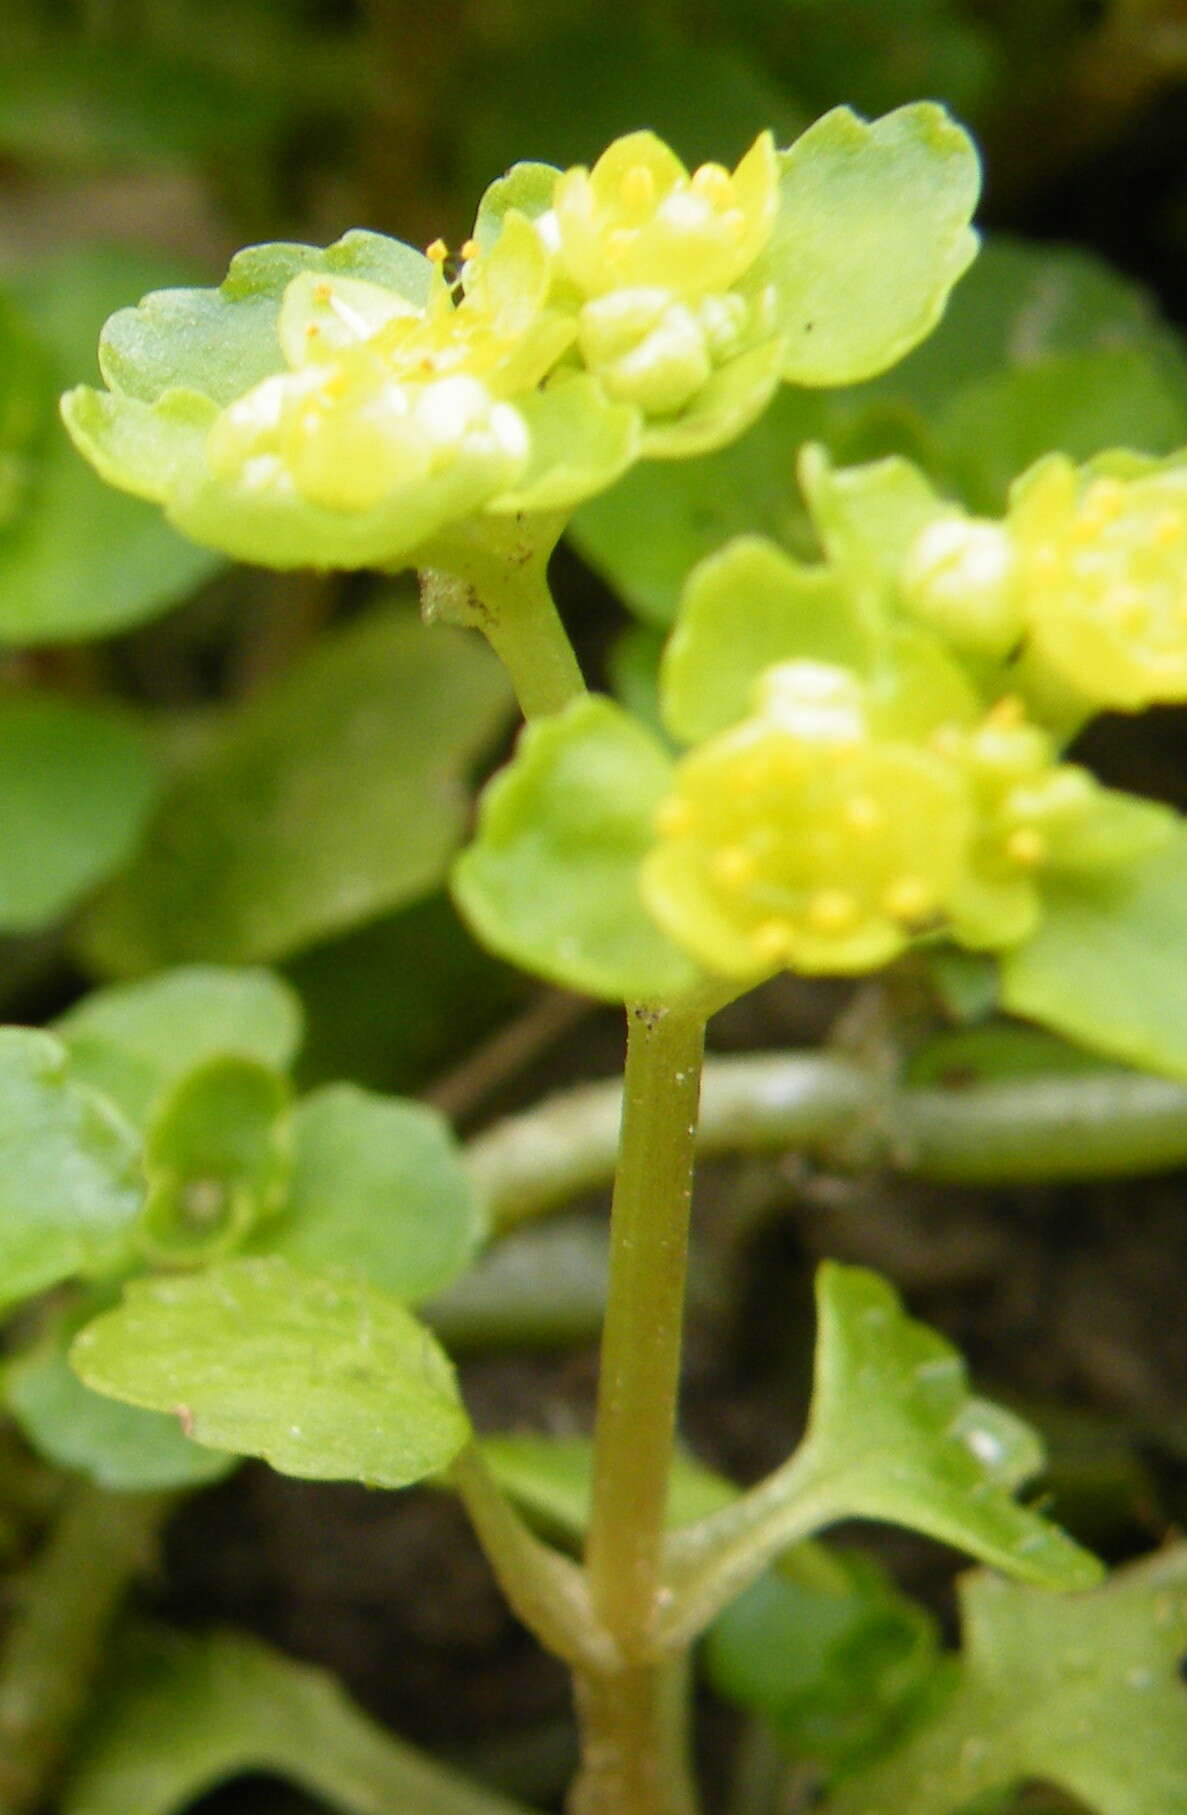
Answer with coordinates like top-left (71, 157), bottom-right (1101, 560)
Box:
top-left (0, 692), bottom-right (161, 933)
top-left (65, 1624), bottom-right (537, 1815)
top-left (80, 607), bottom-right (513, 971)
top-left (829, 1549), bottom-right (1187, 1815)
top-left (72, 1256), bottom-right (471, 1488)
top-left (0, 1029), bottom-right (141, 1313)
top-left (0, 247), bottom-right (222, 642)
top-left (54, 965), bottom-right (304, 1130)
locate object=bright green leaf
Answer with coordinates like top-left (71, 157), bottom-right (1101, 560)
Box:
top-left (5, 1296), bottom-right (232, 1492)
top-left (80, 606), bottom-right (513, 971)
top-left (758, 103), bottom-right (980, 387)
top-left (0, 692), bottom-right (161, 933)
top-left (65, 1624), bottom-right (540, 1815)
top-left (830, 1549), bottom-right (1187, 1815)
top-left (54, 965), bottom-right (304, 1129)
top-left (1002, 826), bottom-right (1187, 1079)
top-left (660, 536), bottom-right (877, 744)
top-left (138, 1058), bottom-right (291, 1264)
top-left (452, 695), bottom-right (703, 1003)
top-left (0, 247), bottom-right (222, 642)
top-left (0, 1029), bottom-right (141, 1312)
top-left (71, 1256), bottom-right (471, 1488)
top-left (798, 443), bottom-right (947, 600)
top-left (264, 1084), bottom-right (483, 1303)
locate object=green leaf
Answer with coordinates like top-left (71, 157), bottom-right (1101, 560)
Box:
top-left (452, 695), bottom-right (703, 1003)
top-left (71, 1256), bottom-right (471, 1488)
top-left (829, 1548), bottom-right (1187, 1815)
top-left (0, 692), bottom-right (161, 933)
top-left (1002, 826), bottom-right (1187, 1079)
top-left (264, 1084), bottom-right (483, 1303)
top-left (798, 443), bottom-right (947, 599)
top-left (64, 1624), bottom-right (539, 1815)
top-left (0, 287), bottom-right (51, 528)
top-left (80, 606), bottom-right (513, 971)
top-left (797, 1265), bottom-right (1099, 1587)
top-left (0, 247), bottom-right (222, 642)
top-left (937, 348), bottom-right (1187, 515)
top-left (138, 1058), bottom-right (291, 1264)
top-left (0, 1029), bottom-right (141, 1312)
top-left (702, 1554), bottom-right (946, 1777)
top-left (473, 161), bottom-right (560, 253)
top-left (662, 1264), bottom-right (1098, 1645)
top-left (96, 232), bottom-right (428, 409)
top-left (660, 536), bottom-right (877, 744)
top-left (569, 385), bottom-right (827, 628)
top-left (5, 1297), bottom-right (232, 1492)
top-left (759, 103), bottom-right (980, 387)
top-left (54, 965), bottom-right (304, 1129)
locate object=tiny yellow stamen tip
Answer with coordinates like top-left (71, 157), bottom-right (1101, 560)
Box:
top-left (426, 238), bottom-right (449, 263)
top-left (691, 163), bottom-right (733, 207)
top-left (305, 323), bottom-right (320, 339)
top-left (806, 889), bottom-right (858, 935)
top-left (655, 797), bottom-right (696, 837)
top-left (313, 281), bottom-right (333, 303)
top-left (884, 877), bottom-right (934, 922)
top-left (843, 794), bottom-right (883, 834)
top-left (751, 918), bottom-right (794, 963)
top-left (619, 165), bottom-right (656, 211)
top-left (711, 845), bottom-right (757, 889)
top-left (459, 238), bottom-right (479, 261)
top-left (1006, 827), bottom-right (1047, 867)
top-left (986, 693), bottom-right (1025, 730)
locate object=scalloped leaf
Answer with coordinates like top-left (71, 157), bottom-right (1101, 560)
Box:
top-left (473, 161), bottom-right (561, 253)
top-left (0, 1029), bottom-right (142, 1311)
top-left (797, 443), bottom-right (948, 600)
top-left (5, 1296), bottom-right (232, 1492)
top-left (830, 1549), bottom-right (1187, 1815)
top-left (660, 535), bottom-right (877, 744)
top-left (64, 1624), bottom-right (537, 1815)
top-left (80, 607), bottom-right (513, 971)
top-left (1002, 825), bottom-right (1187, 1080)
top-left (71, 1256), bottom-right (471, 1488)
top-left (452, 695), bottom-right (703, 1003)
top-left (263, 1084), bottom-right (483, 1304)
top-left (0, 692), bottom-right (162, 933)
top-left (759, 103), bottom-right (980, 387)
top-left (96, 231), bottom-right (430, 408)
top-left (54, 965), bottom-right (304, 1129)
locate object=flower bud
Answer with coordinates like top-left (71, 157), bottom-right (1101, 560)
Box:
top-left (901, 512), bottom-right (1022, 658)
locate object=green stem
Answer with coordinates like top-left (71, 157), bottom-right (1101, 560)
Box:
top-left (571, 1002), bottom-right (706, 1815)
top-left (419, 513), bottom-right (585, 720)
top-left (465, 1051), bottom-right (1187, 1231)
top-left (0, 1482), bottom-right (172, 1813)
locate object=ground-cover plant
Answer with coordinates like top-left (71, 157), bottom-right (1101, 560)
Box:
top-left (3, 93), bottom-right (1187, 1815)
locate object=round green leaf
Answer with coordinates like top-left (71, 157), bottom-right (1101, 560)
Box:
top-left (264, 1084), bottom-right (483, 1303)
top-left (0, 692), bottom-right (161, 933)
top-left (0, 1028), bottom-right (142, 1311)
top-left (71, 1256), bottom-right (471, 1488)
top-left (54, 965), bottom-right (304, 1129)
top-left (452, 695), bottom-right (703, 1003)
top-left (760, 102), bottom-right (980, 387)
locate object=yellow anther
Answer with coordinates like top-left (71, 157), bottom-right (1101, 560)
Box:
top-left (807, 889), bottom-right (858, 934)
top-left (691, 162), bottom-right (733, 208)
top-left (1006, 826), bottom-right (1047, 867)
top-left (619, 164), bottom-right (656, 212)
top-left (426, 238), bottom-right (449, 264)
top-left (986, 693), bottom-right (1025, 729)
top-left (313, 281), bottom-right (332, 303)
top-left (459, 238), bottom-right (479, 261)
top-left (655, 795), bottom-right (697, 837)
top-left (1153, 510), bottom-right (1184, 548)
top-left (305, 323), bottom-right (320, 339)
top-left (843, 794), bottom-right (883, 834)
top-left (751, 918), bottom-right (794, 963)
top-left (883, 876), bottom-right (934, 922)
top-left (711, 845), bottom-right (757, 889)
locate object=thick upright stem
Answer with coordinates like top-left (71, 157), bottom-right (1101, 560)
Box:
top-left (0, 1483), bottom-right (171, 1813)
top-left (573, 1002), bottom-right (706, 1815)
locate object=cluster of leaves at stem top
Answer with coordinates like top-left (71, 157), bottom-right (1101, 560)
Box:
top-left (455, 438), bottom-right (1187, 1082)
top-left (60, 104), bottom-right (978, 576)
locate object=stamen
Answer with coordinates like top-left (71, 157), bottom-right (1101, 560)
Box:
top-left (1006, 827), bottom-right (1046, 867)
top-left (883, 876), bottom-right (934, 922)
top-left (459, 238), bottom-right (479, 261)
top-left (843, 794), bottom-right (883, 834)
top-left (751, 918), bottom-right (794, 962)
top-left (711, 845), bottom-right (757, 888)
top-left (426, 239), bottom-right (449, 264)
top-left (807, 889), bottom-right (857, 934)
top-left (986, 693), bottom-right (1025, 729)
